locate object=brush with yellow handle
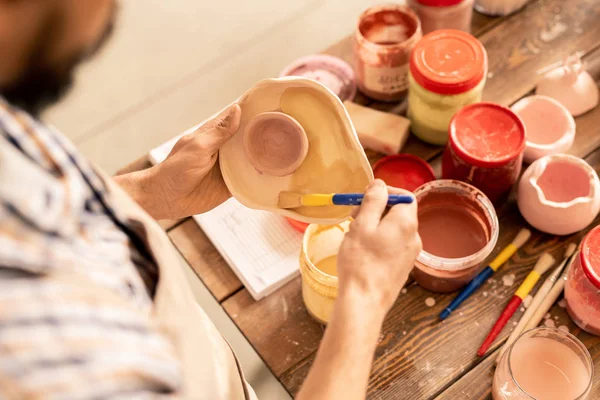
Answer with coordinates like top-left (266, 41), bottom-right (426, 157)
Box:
top-left (278, 191), bottom-right (414, 209)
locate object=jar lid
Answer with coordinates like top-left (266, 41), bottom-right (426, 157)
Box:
top-left (449, 102), bottom-right (526, 168)
top-left (286, 217), bottom-right (309, 233)
top-left (414, 0), bottom-right (464, 6)
top-left (373, 154), bottom-right (436, 192)
top-left (409, 30), bottom-right (487, 95)
top-left (279, 54), bottom-right (357, 102)
top-left (581, 225), bottom-right (600, 289)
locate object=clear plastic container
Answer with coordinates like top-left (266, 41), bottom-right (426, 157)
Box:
top-left (475, 0), bottom-right (529, 16)
top-left (299, 221), bottom-right (349, 324)
top-left (565, 225), bottom-right (600, 336)
top-left (413, 180), bottom-right (499, 292)
top-left (407, 0), bottom-right (474, 35)
top-left (407, 30), bottom-right (487, 145)
top-left (493, 328), bottom-right (593, 399)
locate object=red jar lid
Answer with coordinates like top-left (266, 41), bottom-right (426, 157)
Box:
top-left (580, 225), bottom-right (600, 289)
top-left (410, 30), bottom-right (487, 95)
top-left (285, 217), bottom-right (310, 233)
top-left (373, 154), bottom-right (436, 192)
top-left (449, 102), bottom-right (526, 168)
top-left (414, 0), bottom-right (464, 6)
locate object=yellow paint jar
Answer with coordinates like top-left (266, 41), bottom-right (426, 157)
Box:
top-left (299, 220), bottom-right (350, 324)
top-left (407, 30), bottom-right (487, 145)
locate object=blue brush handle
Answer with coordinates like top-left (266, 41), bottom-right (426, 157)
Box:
top-left (332, 194), bottom-right (414, 206)
top-left (439, 266), bottom-right (495, 320)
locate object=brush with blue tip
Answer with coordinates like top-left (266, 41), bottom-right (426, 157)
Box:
top-left (439, 228), bottom-right (532, 321)
top-left (278, 191), bottom-right (414, 208)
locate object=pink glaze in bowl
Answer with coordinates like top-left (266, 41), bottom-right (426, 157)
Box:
top-left (518, 154), bottom-right (600, 235)
top-left (511, 95), bottom-right (576, 164)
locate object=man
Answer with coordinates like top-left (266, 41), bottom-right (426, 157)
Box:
top-left (0, 1), bottom-right (422, 399)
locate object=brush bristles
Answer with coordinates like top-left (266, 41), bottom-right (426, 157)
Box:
top-left (511, 229), bottom-right (532, 248)
top-left (564, 243), bottom-right (578, 258)
top-left (278, 191), bottom-right (303, 209)
top-left (534, 253), bottom-right (556, 275)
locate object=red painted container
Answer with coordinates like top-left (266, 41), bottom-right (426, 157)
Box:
top-left (442, 102), bottom-right (526, 205)
top-left (565, 225), bottom-right (600, 336)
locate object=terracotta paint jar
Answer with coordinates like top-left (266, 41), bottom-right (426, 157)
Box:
top-left (408, 30), bottom-right (488, 145)
top-left (442, 103), bottom-right (526, 206)
top-left (511, 95), bottom-right (576, 164)
top-left (407, 0), bottom-right (474, 35)
top-left (518, 154), bottom-right (600, 236)
top-left (492, 327), bottom-right (593, 400)
top-left (413, 180), bottom-right (499, 292)
top-left (565, 225), bottom-right (600, 336)
top-left (299, 221), bottom-right (350, 324)
top-left (353, 4), bottom-right (422, 102)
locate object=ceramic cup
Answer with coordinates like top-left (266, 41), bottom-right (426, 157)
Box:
top-left (511, 95), bottom-right (576, 164)
top-left (518, 154), bottom-right (600, 235)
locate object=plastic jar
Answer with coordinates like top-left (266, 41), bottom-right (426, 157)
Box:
top-left (493, 328), bottom-right (593, 400)
top-left (299, 221), bottom-right (349, 324)
top-left (353, 4), bottom-right (422, 102)
top-left (413, 180), bottom-right (499, 292)
top-left (475, 0), bottom-right (529, 16)
top-left (407, 29), bottom-right (488, 145)
top-left (407, 0), bottom-right (474, 35)
top-left (442, 103), bottom-right (526, 206)
top-left (565, 225), bottom-right (600, 336)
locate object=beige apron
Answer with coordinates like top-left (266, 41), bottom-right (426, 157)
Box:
top-left (101, 171), bottom-right (258, 400)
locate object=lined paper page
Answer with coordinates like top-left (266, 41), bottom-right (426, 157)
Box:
top-left (193, 199), bottom-right (302, 299)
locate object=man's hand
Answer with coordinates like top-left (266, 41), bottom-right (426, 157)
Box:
top-left (337, 179), bottom-right (422, 317)
top-left (115, 104), bottom-right (241, 220)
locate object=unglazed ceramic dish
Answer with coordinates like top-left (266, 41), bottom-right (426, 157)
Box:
top-left (220, 77), bottom-right (373, 225)
top-left (518, 154), bottom-right (600, 235)
top-left (511, 95), bottom-right (575, 164)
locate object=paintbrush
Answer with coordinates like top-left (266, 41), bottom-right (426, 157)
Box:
top-left (439, 229), bottom-right (531, 320)
top-left (494, 243), bottom-right (578, 364)
top-left (277, 192), bottom-right (414, 209)
top-left (477, 252), bottom-right (555, 357)
top-left (523, 250), bottom-right (580, 332)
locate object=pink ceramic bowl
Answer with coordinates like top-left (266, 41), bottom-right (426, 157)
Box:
top-left (511, 95), bottom-right (576, 164)
top-left (518, 154), bottom-right (600, 235)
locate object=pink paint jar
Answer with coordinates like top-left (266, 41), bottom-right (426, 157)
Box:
top-left (353, 4), bottom-right (422, 102)
top-left (493, 327), bottom-right (593, 400)
top-left (413, 180), bottom-right (499, 292)
top-left (406, 0), bottom-right (474, 35)
top-left (442, 103), bottom-right (526, 206)
top-left (565, 225), bottom-right (600, 336)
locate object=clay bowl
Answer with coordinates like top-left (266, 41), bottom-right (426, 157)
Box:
top-left (243, 111), bottom-right (309, 177)
top-left (220, 77), bottom-right (373, 225)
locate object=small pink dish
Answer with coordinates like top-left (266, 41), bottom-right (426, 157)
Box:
top-left (518, 154), bottom-right (600, 236)
top-left (243, 111), bottom-right (309, 177)
top-left (279, 54), bottom-right (357, 102)
top-left (511, 95), bottom-right (576, 164)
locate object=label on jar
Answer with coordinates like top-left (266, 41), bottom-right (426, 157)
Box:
top-left (362, 64), bottom-right (409, 94)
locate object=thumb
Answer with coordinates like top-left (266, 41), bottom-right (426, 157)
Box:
top-left (196, 104), bottom-right (242, 152)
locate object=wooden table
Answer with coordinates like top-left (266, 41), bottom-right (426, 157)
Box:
top-left (118, 1), bottom-right (600, 398)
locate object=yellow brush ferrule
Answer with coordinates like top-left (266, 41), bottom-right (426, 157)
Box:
top-left (489, 244), bottom-right (518, 272)
top-left (301, 194), bottom-right (334, 206)
top-left (515, 271), bottom-right (541, 299)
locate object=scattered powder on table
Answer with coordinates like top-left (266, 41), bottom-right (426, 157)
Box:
top-left (559, 325), bottom-right (570, 333)
top-left (544, 319), bottom-right (556, 328)
top-left (513, 321), bottom-right (517, 326)
top-left (503, 274), bottom-right (516, 287)
top-left (544, 313), bottom-right (551, 320)
top-left (425, 297), bottom-right (436, 307)
top-left (401, 288), bottom-right (407, 294)
top-left (483, 292), bottom-right (488, 297)
top-left (487, 72), bottom-right (495, 79)
top-left (520, 307), bottom-right (525, 312)
top-left (523, 295), bottom-right (533, 308)
top-left (554, 316), bottom-right (559, 320)
top-left (403, 331), bottom-right (407, 336)
top-left (558, 298), bottom-right (567, 308)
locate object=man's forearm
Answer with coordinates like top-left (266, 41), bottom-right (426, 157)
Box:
top-left (296, 288), bottom-right (386, 400)
top-left (113, 167), bottom-right (168, 220)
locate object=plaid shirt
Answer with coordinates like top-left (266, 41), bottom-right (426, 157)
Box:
top-left (0, 98), bottom-right (183, 398)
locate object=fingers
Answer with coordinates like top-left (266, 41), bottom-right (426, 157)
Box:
top-left (352, 180), bottom-right (388, 230)
top-left (191, 104), bottom-right (242, 154)
top-left (380, 188), bottom-right (418, 234)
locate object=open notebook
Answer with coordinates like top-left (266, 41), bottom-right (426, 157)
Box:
top-left (149, 116), bottom-right (302, 300)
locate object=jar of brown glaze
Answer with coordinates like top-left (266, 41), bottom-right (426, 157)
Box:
top-left (353, 4), bottom-right (422, 102)
top-left (407, 0), bottom-right (474, 35)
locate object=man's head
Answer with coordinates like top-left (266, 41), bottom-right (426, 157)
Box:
top-left (0, 0), bottom-right (117, 116)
